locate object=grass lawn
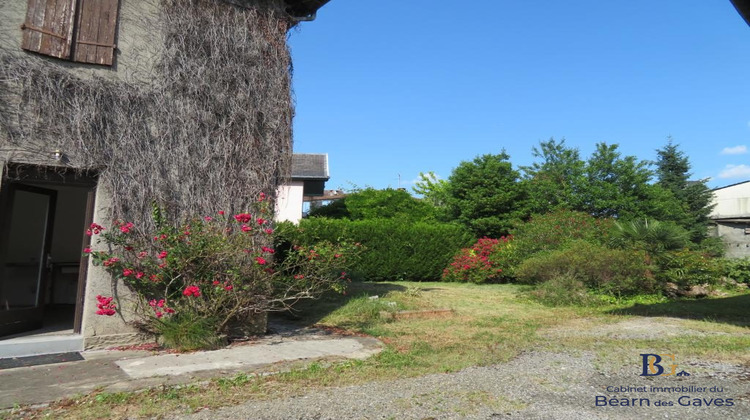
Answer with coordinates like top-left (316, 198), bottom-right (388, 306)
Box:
top-left (8, 282), bottom-right (750, 419)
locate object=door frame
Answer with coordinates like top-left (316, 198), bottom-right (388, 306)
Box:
top-left (0, 164), bottom-right (98, 336)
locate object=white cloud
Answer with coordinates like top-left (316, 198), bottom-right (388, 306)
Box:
top-left (720, 145), bottom-right (747, 155)
top-left (718, 164), bottom-right (750, 179)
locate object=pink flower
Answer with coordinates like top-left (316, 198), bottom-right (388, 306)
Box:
top-left (183, 285), bottom-right (201, 297)
top-left (256, 218), bottom-right (266, 225)
top-left (255, 257), bottom-right (267, 265)
top-left (83, 247), bottom-right (92, 254)
top-left (204, 216), bottom-right (213, 221)
top-left (224, 285), bottom-right (233, 291)
top-left (95, 295), bottom-right (116, 316)
top-left (294, 274), bottom-right (305, 280)
top-left (103, 257), bottom-right (120, 267)
top-left (158, 251), bottom-right (168, 259)
top-left (155, 311), bottom-right (163, 318)
top-left (234, 213), bottom-right (252, 223)
top-left (149, 274), bottom-right (160, 282)
top-left (261, 246), bottom-right (275, 254)
top-left (264, 228), bottom-right (274, 235)
top-left (165, 308), bottom-right (175, 314)
top-left (213, 280), bottom-right (220, 285)
top-left (259, 192), bottom-right (266, 201)
top-left (119, 222), bottom-right (134, 234)
top-left (218, 211), bottom-right (225, 215)
top-left (122, 268), bottom-right (134, 277)
top-left (137, 251), bottom-right (148, 259)
top-left (241, 224), bottom-right (252, 232)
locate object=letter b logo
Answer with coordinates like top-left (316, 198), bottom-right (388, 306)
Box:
top-left (640, 353), bottom-right (676, 376)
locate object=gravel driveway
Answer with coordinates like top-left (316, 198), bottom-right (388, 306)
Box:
top-left (178, 317), bottom-right (750, 420)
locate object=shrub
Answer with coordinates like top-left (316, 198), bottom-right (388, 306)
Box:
top-left (442, 237), bottom-right (516, 283)
top-left (655, 249), bottom-right (723, 288)
top-left (609, 219), bottom-right (689, 256)
top-left (515, 241), bottom-right (654, 295)
top-left (723, 257), bottom-right (750, 284)
top-left (277, 218), bottom-right (473, 282)
top-left (511, 210), bottom-right (614, 261)
top-left (529, 274), bottom-right (603, 307)
top-left (89, 199), bottom-right (359, 348)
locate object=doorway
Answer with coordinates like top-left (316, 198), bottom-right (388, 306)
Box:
top-left (0, 165), bottom-right (96, 339)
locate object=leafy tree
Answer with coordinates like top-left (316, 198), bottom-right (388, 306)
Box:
top-left (654, 139), bottom-right (715, 242)
top-left (582, 143), bottom-right (678, 221)
top-left (445, 152), bottom-right (528, 238)
top-left (308, 188), bottom-right (436, 222)
top-left (521, 138), bottom-right (586, 214)
top-left (412, 171), bottom-right (449, 208)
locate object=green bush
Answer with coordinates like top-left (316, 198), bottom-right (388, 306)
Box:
top-left (655, 249), bottom-right (723, 288)
top-left (529, 274), bottom-right (604, 307)
top-left (277, 218), bottom-right (474, 282)
top-left (511, 210), bottom-right (614, 261)
top-left (515, 240), bottom-right (654, 295)
top-left (723, 257), bottom-right (750, 284)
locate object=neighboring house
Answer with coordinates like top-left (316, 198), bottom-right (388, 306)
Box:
top-left (0, 0), bottom-right (329, 356)
top-left (709, 180), bottom-right (750, 258)
top-left (276, 153), bottom-right (329, 223)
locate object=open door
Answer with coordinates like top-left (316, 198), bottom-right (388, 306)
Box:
top-left (0, 185), bottom-right (57, 337)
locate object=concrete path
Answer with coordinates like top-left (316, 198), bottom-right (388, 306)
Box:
top-left (0, 325), bottom-right (382, 409)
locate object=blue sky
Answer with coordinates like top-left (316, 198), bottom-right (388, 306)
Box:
top-left (288, 1), bottom-right (750, 192)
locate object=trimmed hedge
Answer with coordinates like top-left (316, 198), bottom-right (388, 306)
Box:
top-left (276, 218), bottom-right (474, 282)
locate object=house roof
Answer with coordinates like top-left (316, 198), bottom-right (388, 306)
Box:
top-left (711, 180), bottom-right (750, 191)
top-left (291, 153), bottom-right (329, 180)
top-left (731, 0), bottom-right (750, 26)
top-left (284, 0), bottom-right (330, 19)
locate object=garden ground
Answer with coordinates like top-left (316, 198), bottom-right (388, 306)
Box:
top-left (2, 282), bottom-right (749, 419)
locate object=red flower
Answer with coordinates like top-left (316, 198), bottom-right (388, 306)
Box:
top-left (256, 218), bottom-right (266, 225)
top-left (234, 213), bottom-right (252, 223)
top-left (255, 257), bottom-right (267, 265)
top-left (224, 285), bottom-right (233, 291)
top-left (264, 228), bottom-right (274, 235)
top-left (95, 295), bottom-right (116, 316)
top-left (241, 224), bottom-right (252, 232)
top-left (183, 285), bottom-right (201, 297)
top-left (122, 268), bottom-right (134, 277)
top-left (83, 247), bottom-right (92, 254)
top-left (158, 251), bottom-right (168, 259)
top-left (213, 280), bottom-right (220, 285)
top-left (218, 210), bottom-right (225, 215)
top-left (204, 216), bottom-right (213, 222)
top-left (137, 251), bottom-right (148, 259)
top-left (119, 222), bottom-right (134, 234)
top-left (261, 246), bottom-right (275, 254)
top-left (259, 192), bottom-right (266, 201)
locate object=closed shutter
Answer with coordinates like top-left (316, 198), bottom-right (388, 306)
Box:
top-left (73, 0), bottom-right (119, 66)
top-left (21, 0), bottom-right (77, 60)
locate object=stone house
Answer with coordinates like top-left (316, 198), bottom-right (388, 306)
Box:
top-left (709, 180), bottom-right (750, 258)
top-left (0, 0), bottom-right (329, 356)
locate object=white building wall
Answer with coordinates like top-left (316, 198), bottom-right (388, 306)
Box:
top-left (710, 182), bottom-right (750, 219)
top-left (275, 181), bottom-right (305, 223)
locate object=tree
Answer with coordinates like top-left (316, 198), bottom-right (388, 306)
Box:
top-left (521, 138), bottom-right (586, 214)
top-left (654, 139), bottom-right (715, 242)
top-left (309, 188), bottom-right (437, 222)
top-left (582, 143), bottom-right (670, 220)
top-left (412, 171), bottom-right (449, 208)
top-left (445, 152), bottom-right (527, 238)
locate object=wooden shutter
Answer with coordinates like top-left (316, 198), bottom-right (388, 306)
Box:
top-left (73, 0), bottom-right (119, 66)
top-left (21, 0), bottom-right (77, 60)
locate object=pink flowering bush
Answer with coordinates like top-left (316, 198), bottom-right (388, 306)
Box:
top-left (87, 196), bottom-right (359, 348)
top-left (441, 236), bottom-right (517, 283)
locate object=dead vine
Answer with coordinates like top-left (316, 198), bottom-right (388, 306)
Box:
top-left (0, 0), bottom-right (296, 234)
